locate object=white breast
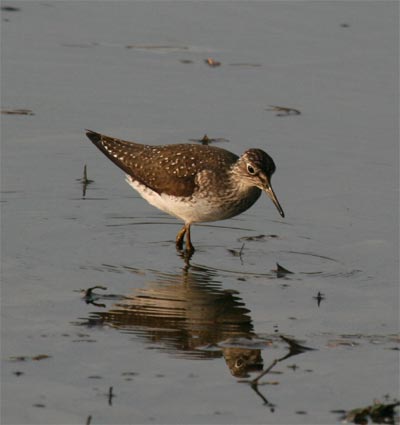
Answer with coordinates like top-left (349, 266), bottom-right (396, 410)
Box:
top-left (126, 175), bottom-right (254, 224)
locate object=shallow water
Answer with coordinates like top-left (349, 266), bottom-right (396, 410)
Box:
top-left (1, 2), bottom-right (399, 424)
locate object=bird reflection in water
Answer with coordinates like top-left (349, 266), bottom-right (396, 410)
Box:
top-left (84, 264), bottom-right (263, 377)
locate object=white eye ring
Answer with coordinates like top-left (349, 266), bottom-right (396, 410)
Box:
top-left (247, 164), bottom-right (255, 175)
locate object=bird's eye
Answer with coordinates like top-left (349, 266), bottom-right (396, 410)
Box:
top-left (247, 164), bottom-right (255, 175)
top-left (235, 358), bottom-right (244, 368)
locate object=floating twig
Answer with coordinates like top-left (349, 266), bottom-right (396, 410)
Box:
top-left (273, 263), bottom-right (294, 278)
top-left (82, 285), bottom-right (107, 298)
top-left (239, 234), bottom-right (278, 242)
top-left (1, 6), bottom-right (21, 11)
top-left (9, 354), bottom-right (51, 362)
top-left (313, 291), bottom-right (325, 307)
top-left (266, 105), bottom-right (301, 116)
top-left (81, 286), bottom-right (107, 308)
top-left (341, 399), bottom-right (399, 424)
top-left (227, 243), bottom-right (245, 264)
top-left (108, 386), bottom-right (114, 406)
top-left (31, 354), bottom-right (51, 361)
top-left (240, 234), bottom-right (264, 241)
top-left (76, 164), bottom-right (94, 197)
top-left (204, 58), bottom-right (221, 67)
top-left (1, 108), bottom-right (34, 115)
top-left (280, 335), bottom-right (315, 356)
top-left (188, 134), bottom-right (229, 146)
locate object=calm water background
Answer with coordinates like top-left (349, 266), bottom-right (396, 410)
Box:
top-left (1, 1), bottom-right (398, 424)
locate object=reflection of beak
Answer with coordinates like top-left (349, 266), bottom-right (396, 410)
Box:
top-left (264, 184), bottom-right (285, 218)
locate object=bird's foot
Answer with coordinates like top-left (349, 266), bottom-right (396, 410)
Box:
top-left (176, 225), bottom-right (187, 250)
top-left (176, 224), bottom-right (195, 257)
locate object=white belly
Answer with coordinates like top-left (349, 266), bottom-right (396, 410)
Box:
top-left (125, 176), bottom-right (257, 224)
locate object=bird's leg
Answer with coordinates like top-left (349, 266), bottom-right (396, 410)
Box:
top-left (185, 225), bottom-right (195, 254)
top-left (176, 225), bottom-right (187, 250)
top-left (176, 224), bottom-right (195, 254)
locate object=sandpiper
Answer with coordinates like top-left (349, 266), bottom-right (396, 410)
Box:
top-left (86, 130), bottom-right (284, 253)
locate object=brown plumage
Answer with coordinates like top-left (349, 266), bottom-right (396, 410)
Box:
top-left (86, 129), bottom-right (284, 254)
top-left (86, 130), bottom-right (238, 197)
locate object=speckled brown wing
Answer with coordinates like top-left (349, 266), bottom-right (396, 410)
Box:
top-left (86, 130), bottom-right (239, 197)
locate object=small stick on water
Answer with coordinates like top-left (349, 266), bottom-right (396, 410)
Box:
top-left (227, 243), bottom-right (245, 265)
top-left (77, 164), bottom-right (94, 198)
top-left (83, 165), bottom-right (89, 184)
top-left (86, 415), bottom-right (92, 425)
top-left (82, 164), bottom-right (94, 185)
top-left (108, 386), bottom-right (114, 406)
top-left (189, 134), bottom-right (229, 146)
top-left (83, 285), bottom-right (107, 298)
top-left (204, 57), bottom-right (221, 67)
top-left (228, 243), bottom-right (245, 258)
top-left (82, 286), bottom-right (107, 308)
top-left (199, 134), bottom-right (211, 145)
top-left (1, 108), bottom-right (34, 115)
top-left (274, 263), bottom-right (294, 278)
top-left (313, 291), bottom-right (325, 307)
top-left (266, 105), bottom-right (301, 116)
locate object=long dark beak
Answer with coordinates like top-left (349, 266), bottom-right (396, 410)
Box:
top-left (264, 184), bottom-right (285, 218)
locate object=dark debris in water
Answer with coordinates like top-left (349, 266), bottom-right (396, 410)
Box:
top-left (9, 354), bottom-right (51, 362)
top-left (273, 263), bottom-right (294, 278)
top-left (76, 164), bottom-right (94, 198)
top-left (188, 134), bottom-right (229, 145)
top-left (313, 291), bottom-right (325, 307)
top-left (31, 354), bottom-right (51, 361)
top-left (204, 57), bottom-right (221, 67)
top-left (125, 44), bottom-right (189, 51)
top-left (108, 386), bottom-right (115, 406)
top-left (239, 234), bottom-right (279, 242)
top-left (339, 397), bottom-right (399, 424)
top-left (287, 363), bottom-right (299, 371)
top-left (121, 371), bottom-right (139, 377)
top-left (1, 5), bottom-right (21, 11)
top-left (227, 243), bottom-right (245, 260)
top-left (266, 105), bottom-right (301, 116)
top-left (280, 335), bottom-right (315, 354)
top-left (82, 285), bottom-right (107, 298)
top-left (1, 108), bottom-right (34, 115)
top-left (79, 285), bottom-right (127, 308)
top-left (80, 285), bottom-right (107, 308)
